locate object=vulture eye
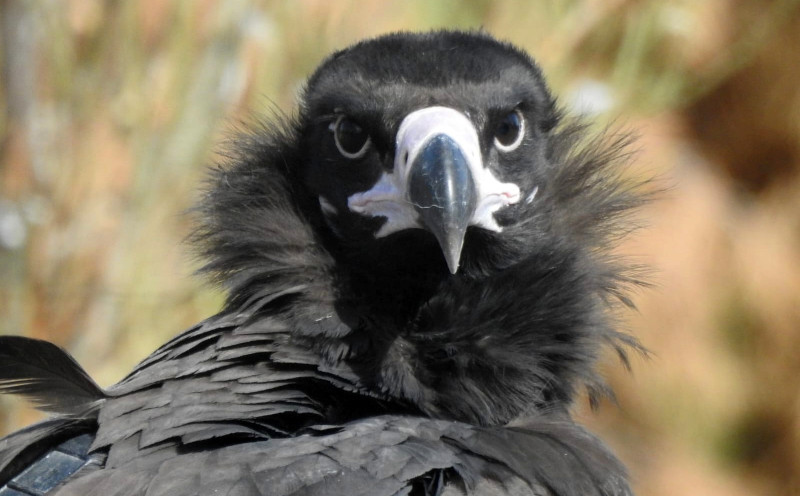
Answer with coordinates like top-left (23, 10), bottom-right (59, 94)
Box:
top-left (493, 110), bottom-right (524, 152)
top-left (332, 115), bottom-right (371, 159)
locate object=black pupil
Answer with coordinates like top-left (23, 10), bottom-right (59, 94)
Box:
top-left (495, 112), bottom-right (521, 146)
top-left (336, 118), bottom-right (368, 155)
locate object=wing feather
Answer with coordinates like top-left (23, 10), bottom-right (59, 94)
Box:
top-left (0, 336), bottom-right (106, 417)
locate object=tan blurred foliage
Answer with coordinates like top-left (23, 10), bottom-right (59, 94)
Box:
top-left (1, 1), bottom-right (799, 494)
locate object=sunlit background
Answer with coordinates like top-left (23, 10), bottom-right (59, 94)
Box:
top-left (1, 1), bottom-right (799, 494)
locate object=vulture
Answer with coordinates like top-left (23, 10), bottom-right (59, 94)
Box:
top-left (0, 30), bottom-right (646, 495)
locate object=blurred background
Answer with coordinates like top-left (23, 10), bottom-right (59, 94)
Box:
top-left (1, 0), bottom-right (799, 494)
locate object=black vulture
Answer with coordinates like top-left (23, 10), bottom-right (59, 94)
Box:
top-left (0, 31), bottom-right (645, 495)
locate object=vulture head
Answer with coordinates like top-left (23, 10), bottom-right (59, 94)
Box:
top-left (195, 30), bottom-right (645, 427)
top-left (300, 31), bottom-right (556, 277)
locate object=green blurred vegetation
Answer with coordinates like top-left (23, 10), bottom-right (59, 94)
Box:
top-left (1, 1), bottom-right (799, 494)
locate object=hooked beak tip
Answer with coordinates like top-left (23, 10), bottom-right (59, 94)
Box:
top-left (443, 240), bottom-right (463, 274)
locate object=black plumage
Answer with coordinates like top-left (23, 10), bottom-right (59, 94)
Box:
top-left (0, 31), bottom-right (646, 495)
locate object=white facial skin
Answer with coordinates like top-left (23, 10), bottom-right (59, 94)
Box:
top-left (346, 106), bottom-right (522, 237)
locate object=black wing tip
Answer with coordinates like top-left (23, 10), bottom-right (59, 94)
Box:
top-left (0, 335), bottom-right (106, 418)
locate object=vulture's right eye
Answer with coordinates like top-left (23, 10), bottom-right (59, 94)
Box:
top-left (331, 116), bottom-right (371, 159)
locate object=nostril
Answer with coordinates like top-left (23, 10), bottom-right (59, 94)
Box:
top-left (402, 150), bottom-right (409, 165)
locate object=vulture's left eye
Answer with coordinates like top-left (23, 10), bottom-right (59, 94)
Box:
top-left (331, 116), bottom-right (371, 159)
top-left (493, 110), bottom-right (524, 152)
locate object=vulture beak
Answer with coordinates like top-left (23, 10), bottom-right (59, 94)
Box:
top-left (401, 111), bottom-right (478, 274)
top-left (348, 106), bottom-right (521, 274)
